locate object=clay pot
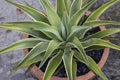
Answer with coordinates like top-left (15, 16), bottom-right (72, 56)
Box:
top-left (23, 25), bottom-right (109, 80)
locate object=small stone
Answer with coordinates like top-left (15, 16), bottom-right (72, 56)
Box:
top-left (111, 76), bottom-right (120, 80)
top-left (16, 8), bottom-right (24, 14)
top-left (6, 71), bottom-right (11, 75)
top-left (104, 70), bottom-right (111, 79)
top-left (11, 73), bottom-right (26, 80)
top-left (0, 17), bottom-right (5, 21)
top-left (94, 77), bottom-right (103, 80)
top-left (6, 30), bottom-right (12, 33)
top-left (55, 73), bottom-right (63, 77)
top-left (0, 68), bottom-right (3, 73)
top-left (25, 78), bottom-right (38, 80)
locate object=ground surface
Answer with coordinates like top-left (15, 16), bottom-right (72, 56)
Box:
top-left (0, 0), bottom-right (120, 80)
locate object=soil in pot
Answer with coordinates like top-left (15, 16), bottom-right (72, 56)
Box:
top-left (34, 27), bottom-right (104, 78)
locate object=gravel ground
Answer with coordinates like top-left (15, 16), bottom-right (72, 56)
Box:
top-left (0, 0), bottom-right (120, 80)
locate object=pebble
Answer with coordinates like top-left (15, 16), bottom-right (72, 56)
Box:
top-left (0, 68), bottom-right (3, 73)
top-left (11, 73), bottom-right (26, 80)
top-left (25, 78), bottom-right (38, 80)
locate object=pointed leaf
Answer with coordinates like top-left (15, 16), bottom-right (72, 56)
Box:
top-left (88, 56), bottom-right (108, 80)
top-left (72, 59), bottom-right (77, 80)
top-left (62, 49), bottom-right (74, 80)
top-left (14, 42), bottom-right (49, 70)
top-left (78, 28), bottom-right (90, 39)
top-left (103, 36), bottom-right (120, 40)
top-left (81, 20), bottom-right (120, 39)
top-left (70, 0), bottom-right (82, 17)
top-left (6, 0), bottom-right (49, 22)
top-left (64, 0), bottom-right (71, 15)
top-left (15, 52), bottom-right (45, 71)
top-left (60, 22), bottom-right (67, 40)
top-left (28, 52), bottom-right (44, 63)
top-left (83, 20), bottom-right (120, 27)
top-left (57, 0), bottom-right (67, 18)
top-left (43, 50), bottom-right (63, 80)
top-left (86, 0), bottom-right (120, 21)
top-left (0, 24), bottom-right (48, 39)
top-left (74, 51), bottom-right (108, 80)
top-left (70, 37), bottom-right (89, 63)
top-left (84, 28), bottom-right (120, 40)
top-left (39, 40), bottom-right (63, 68)
top-left (69, 0), bottom-right (96, 27)
top-left (24, 1), bottom-right (36, 9)
top-left (67, 26), bottom-right (88, 41)
top-left (86, 46), bottom-right (106, 51)
top-left (82, 38), bottom-right (120, 51)
top-left (0, 38), bottom-right (41, 54)
top-left (62, 13), bottom-right (69, 36)
top-left (6, 21), bottom-right (63, 41)
top-left (40, 0), bottom-right (61, 31)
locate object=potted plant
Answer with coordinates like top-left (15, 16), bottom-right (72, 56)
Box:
top-left (0, 0), bottom-right (120, 80)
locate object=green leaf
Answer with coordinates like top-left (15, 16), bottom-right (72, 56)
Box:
top-left (0, 38), bottom-right (41, 54)
top-left (40, 0), bottom-right (61, 31)
top-left (74, 51), bottom-right (108, 80)
top-left (39, 40), bottom-right (63, 68)
top-left (62, 12), bottom-right (70, 36)
top-left (70, 0), bottom-right (82, 17)
top-left (78, 28), bottom-right (89, 39)
top-left (0, 24), bottom-right (48, 39)
top-left (72, 59), bottom-right (77, 80)
top-left (83, 20), bottom-right (120, 27)
top-left (69, 0), bottom-right (96, 27)
top-left (85, 46), bottom-right (106, 51)
top-left (57, 0), bottom-right (67, 18)
top-left (81, 20), bottom-right (120, 39)
top-left (84, 28), bottom-right (120, 40)
top-left (78, 28), bottom-right (90, 39)
top-left (74, 50), bottom-right (84, 63)
top-left (103, 36), bottom-right (120, 40)
top-left (6, 0), bottom-right (49, 22)
top-left (67, 26), bottom-right (88, 41)
top-left (82, 38), bottom-right (120, 51)
top-left (43, 50), bottom-right (63, 80)
top-left (86, 0), bottom-right (120, 21)
top-left (28, 52), bottom-right (44, 63)
top-left (69, 37), bottom-right (89, 64)
top-left (62, 49), bottom-right (74, 80)
top-left (60, 22), bottom-right (67, 40)
top-left (6, 21), bottom-right (63, 41)
top-left (16, 52), bottom-right (45, 72)
top-left (88, 56), bottom-right (108, 80)
top-left (14, 42), bottom-right (49, 70)
top-left (24, 1), bottom-right (36, 9)
top-left (64, 0), bottom-right (71, 15)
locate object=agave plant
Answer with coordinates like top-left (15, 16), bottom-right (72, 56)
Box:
top-left (0, 0), bottom-right (120, 80)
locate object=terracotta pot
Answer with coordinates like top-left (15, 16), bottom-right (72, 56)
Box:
top-left (23, 25), bottom-right (109, 80)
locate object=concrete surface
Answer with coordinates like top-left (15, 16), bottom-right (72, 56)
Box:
top-left (0, 0), bottom-right (120, 80)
